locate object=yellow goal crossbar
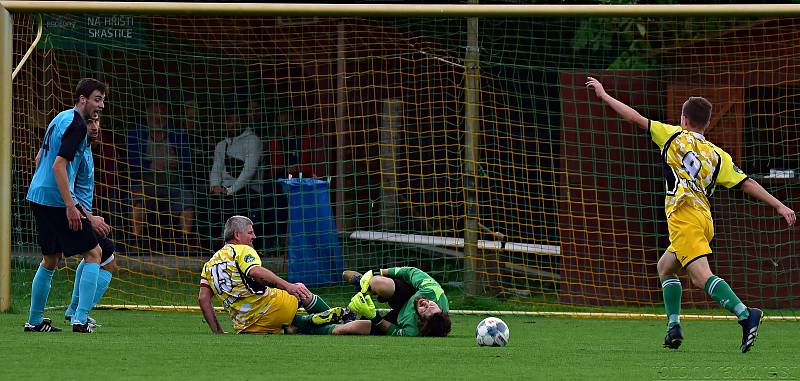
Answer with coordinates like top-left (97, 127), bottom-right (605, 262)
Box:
top-left (4, 2), bottom-right (800, 17)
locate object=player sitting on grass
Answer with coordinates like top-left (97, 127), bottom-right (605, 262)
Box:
top-left (586, 76), bottom-right (796, 353)
top-left (198, 215), bottom-right (350, 334)
top-left (303, 267), bottom-right (451, 337)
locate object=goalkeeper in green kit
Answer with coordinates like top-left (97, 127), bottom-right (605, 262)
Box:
top-left (302, 267), bottom-right (451, 337)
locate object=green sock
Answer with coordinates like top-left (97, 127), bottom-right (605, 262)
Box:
top-left (292, 313), bottom-right (312, 327)
top-left (661, 276), bottom-right (682, 329)
top-left (301, 324), bottom-right (335, 335)
top-left (289, 314), bottom-right (335, 334)
top-left (302, 294), bottom-right (331, 314)
top-left (704, 275), bottom-right (749, 320)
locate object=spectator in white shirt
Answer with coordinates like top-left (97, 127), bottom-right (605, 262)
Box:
top-left (206, 106), bottom-right (263, 249)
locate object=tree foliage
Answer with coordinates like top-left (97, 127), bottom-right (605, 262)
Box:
top-left (572, 0), bottom-right (750, 69)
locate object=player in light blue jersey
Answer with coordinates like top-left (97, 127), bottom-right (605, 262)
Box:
top-left (62, 113), bottom-right (117, 328)
top-left (24, 78), bottom-right (108, 334)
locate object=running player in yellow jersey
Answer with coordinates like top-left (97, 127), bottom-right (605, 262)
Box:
top-left (198, 215), bottom-right (350, 334)
top-left (587, 77), bottom-right (796, 353)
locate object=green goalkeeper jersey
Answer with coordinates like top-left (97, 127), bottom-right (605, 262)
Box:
top-left (385, 266), bottom-right (449, 336)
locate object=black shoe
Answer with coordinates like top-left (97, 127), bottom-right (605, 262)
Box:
top-left (65, 315), bottom-right (99, 328)
top-left (739, 308), bottom-right (764, 353)
top-left (24, 317), bottom-right (62, 332)
top-left (340, 308), bottom-right (357, 323)
top-left (663, 324), bottom-right (683, 349)
top-left (72, 322), bottom-right (94, 333)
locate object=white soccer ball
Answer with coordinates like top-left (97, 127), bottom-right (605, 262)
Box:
top-left (475, 316), bottom-right (510, 347)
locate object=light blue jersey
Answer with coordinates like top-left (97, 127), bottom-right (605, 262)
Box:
top-left (26, 109), bottom-right (89, 207)
top-left (74, 146), bottom-right (95, 212)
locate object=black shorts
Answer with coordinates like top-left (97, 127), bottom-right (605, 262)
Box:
top-left (371, 278), bottom-right (417, 335)
top-left (30, 202), bottom-right (98, 257)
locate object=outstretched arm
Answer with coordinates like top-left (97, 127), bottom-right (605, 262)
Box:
top-left (198, 286), bottom-right (225, 334)
top-left (248, 266), bottom-right (313, 302)
top-left (586, 77), bottom-right (649, 130)
top-left (330, 319), bottom-right (372, 335)
top-left (741, 178), bottom-right (796, 226)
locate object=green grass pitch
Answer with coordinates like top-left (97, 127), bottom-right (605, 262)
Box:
top-left (1, 310), bottom-right (799, 380)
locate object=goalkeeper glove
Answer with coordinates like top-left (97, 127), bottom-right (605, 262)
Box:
top-left (348, 292), bottom-right (376, 319)
top-left (359, 270), bottom-right (375, 294)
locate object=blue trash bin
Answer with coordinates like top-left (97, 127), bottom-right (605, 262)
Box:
top-left (280, 178), bottom-right (343, 286)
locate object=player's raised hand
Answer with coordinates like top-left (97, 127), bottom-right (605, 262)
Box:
top-left (777, 205), bottom-right (796, 226)
top-left (586, 77), bottom-right (607, 98)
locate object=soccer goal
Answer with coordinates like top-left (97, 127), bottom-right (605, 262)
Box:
top-left (3, 2), bottom-right (799, 320)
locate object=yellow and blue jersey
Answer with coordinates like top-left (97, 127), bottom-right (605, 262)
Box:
top-left (649, 120), bottom-right (748, 218)
top-left (200, 244), bottom-right (286, 333)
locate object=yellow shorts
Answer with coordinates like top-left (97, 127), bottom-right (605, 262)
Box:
top-left (666, 205), bottom-right (714, 267)
top-left (239, 290), bottom-right (299, 334)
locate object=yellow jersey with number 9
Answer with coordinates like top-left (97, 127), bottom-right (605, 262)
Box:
top-left (200, 244), bottom-right (275, 332)
top-left (649, 120), bottom-right (748, 218)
